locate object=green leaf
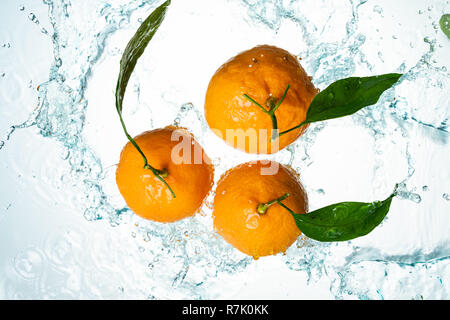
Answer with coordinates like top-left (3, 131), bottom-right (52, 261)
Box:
top-left (115, 0), bottom-right (171, 113)
top-left (277, 73), bottom-right (402, 137)
top-left (440, 14), bottom-right (450, 39)
top-left (304, 73), bottom-right (402, 124)
top-left (278, 192), bottom-right (394, 242)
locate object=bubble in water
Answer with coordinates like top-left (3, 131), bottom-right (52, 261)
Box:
top-left (373, 5), bottom-right (383, 15)
top-left (28, 13), bottom-right (39, 24)
top-left (180, 102), bottom-right (193, 112)
top-left (55, 58), bottom-right (62, 67)
top-left (13, 248), bottom-right (44, 280)
top-left (443, 194), bottom-right (450, 201)
top-left (394, 183), bottom-right (422, 203)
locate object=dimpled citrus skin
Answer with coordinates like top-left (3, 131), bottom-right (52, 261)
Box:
top-left (204, 45), bottom-right (318, 154)
top-left (116, 126), bottom-right (214, 223)
top-left (212, 161), bottom-right (308, 259)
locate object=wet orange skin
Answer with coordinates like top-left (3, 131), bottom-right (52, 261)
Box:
top-left (213, 161), bottom-right (308, 259)
top-left (116, 126), bottom-right (214, 223)
top-left (205, 45), bottom-right (318, 154)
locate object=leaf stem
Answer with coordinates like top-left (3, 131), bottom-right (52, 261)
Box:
top-left (115, 97), bottom-right (176, 199)
top-left (270, 114), bottom-right (278, 141)
top-left (270, 84), bottom-right (290, 114)
top-left (277, 121), bottom-right (307, 139)
top-left (276, 198), bottom-right (295, 214)
top-left (257, 193), bottom-right (290, 215)
top-left (243, 84), bottom-right (290, 142)
top-left (243, 94), bottom-right (269, 114)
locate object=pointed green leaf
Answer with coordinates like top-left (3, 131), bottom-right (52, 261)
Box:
top-left (115, 0), bottom-right (171, 113)
top-left (304, 73), bottom-right (402, 125)
top-left (278, 73), bottom-right (402, 137)
top-left (278, 193), bottom-right (394, 242)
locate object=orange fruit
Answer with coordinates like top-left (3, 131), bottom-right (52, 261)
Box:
top-left (212, 161), bottom-right (308, 258)
top-left (116, 126), bottom-right (214, 222)
top-left (204, 45), bottom-right (318, 154)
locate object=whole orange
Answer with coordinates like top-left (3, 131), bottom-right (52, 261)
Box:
top-left (204, 45), bottom-right (318, 154)
top-left (212, 161), bottom-right (308, 259)
top-left (116, 126), bottom-right (214, 222)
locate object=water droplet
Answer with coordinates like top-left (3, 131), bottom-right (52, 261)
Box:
top-left (248, 64), bottom-right (253, 68)
top-left (373, 5), bottom-right (383, 15)
top-left (443, 193), bottom-right (450, 201)
top-left (28, 13), bottom-right (39, 24)
top-left (422, 186), bottom-right (429, 192)
top-left (19, 5), bottom-right (25, 11)
top-left (0, 72), bottom-right (5, 77)
top-left (403, 191), bottom-right (421, 203)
